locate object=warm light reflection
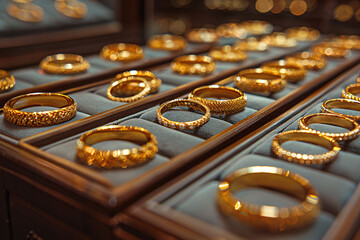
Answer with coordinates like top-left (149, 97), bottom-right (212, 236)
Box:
top-left (218, 181), bottom-right (230, 192)
top-left (355, 8), bottom-right (360, 22)
top-left (235, 201), bottom-right (241, 210)
top-left (260, 206), bottom-right (279, 218)
top-left (334, 4), bottom-right (354, 22)
top-left (271, 0), bottom-right (285, 14)
top-left (289, 0), bottom-right (307, 16)
top-left (255, 0), bottom-right (273, 13)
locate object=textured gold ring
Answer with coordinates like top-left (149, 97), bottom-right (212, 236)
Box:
top-left (216, 23), bottom-right (247, 38)
top-left (217, 166), bottom-right (320, 232)
top-left (262, 60), bottom-right (307, 83)
top-left (234, 38), bottom-right (269, 52)
top-left (286, 52), bottom-right (327, 71)
top-left (311, 43), bottom-right (350, 58)
top-left (7, 1), bottom-right (44, 23)
top-left (285, 27), bottom-right (320, 42)
top-left (3, 93), bottom-right (77, 127)
top-left (264, 32), bottom-right (297, 48)
top-left (240, 20), bottom-right (273, 35)
top-left (76, 125), bottom-right (158, 169)
top-left (235, 68), bottom-right (286, 93)
top-left (171, 55), bottom-right (216, 75)
top-left (55, 0), bottom-right (87, 19)
top-left (272, 130), bottom-right (340, 164)
top-left (0, 70), bottom-right (16, 93)
top-left (100, 43), bottom-right (144, 62)
top-left (209, 45), bottom-right (248, 62)
top-left (342, 83), bottom-right (360, 102)
top-left (185, 28), bottom-right (219, 43)
top-left (115, 70), bottom-right (161, 94)
top-left (188, 85), bottom-right (246, 114)
top-left (321, 98), bottom-right (360, 121)
top-left (299, 113), bottom-right (359, 141)
top-left (157, 99), bottom-right (210, 130)
top-left (107, 76), bottom-right (151, 102)
top-left (40, 54), bottom-right (90, 75)
top-left (147, 34), bottom-right (187, 51)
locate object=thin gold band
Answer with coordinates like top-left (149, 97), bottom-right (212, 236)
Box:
top-left (0, 70), bottom-right (16, 93)
top-left (115, 70), bottom-right (161, 94)
top-left (40, 54), bottom-right (90, 74)
top-left (321, 98), bottom-right (360, 121)
top-left (107, 76), bottom-right (151, 102)
top-left (171, 55), bottom-right (216, 75)
top-left (100, 43), bottom-right (144, 62)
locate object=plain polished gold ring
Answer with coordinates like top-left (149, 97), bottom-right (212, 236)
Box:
top-left (0, 70), bottom-right (16, 93)
top-left (261, 60), bottom-right (307, 83)
top-left (321, 98), bottom-right (360, 121)
top-left (209, 45), bottom-right (248, 62)
top-left (285, 52), bottom-right (327, 71)
top-left (147, 34), bottom-right (187, 51)
top-left (342, 83), bottom-right (360, 102)
top-left (171, 55), bottom-right (216, 75)
top-left (40, 54), bottom-right (90, 75)
top-left (115, 70), bottom-right (161, 94)
top-left (217, 166), bottom-right (320, 232)
top-left (107, 76), bottom-right (151, 102)
top-left (100, 43), bottom-right (144, 62)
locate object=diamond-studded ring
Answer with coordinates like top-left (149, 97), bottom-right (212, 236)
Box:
top-left (272, 130), bottom-right (341, 165)
top-left (156, 99), bottom-right (210, 130)
top-left (107, 76), bottom-right (151, 102)
top-left (3, 93), bottom-right (77, 127)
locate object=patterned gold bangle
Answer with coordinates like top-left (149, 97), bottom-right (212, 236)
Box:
top-left (216, 23), bottom-right (247, 38)
top-left (100, 43), bottom-right (144, 62)
top-left (234, 37), bottom-right (269, 52)
top-left (171, 55), bottom-right (216, 75)
top-left (321, 98), bottom-right (360, 121)
top-left (311, 43), bottom-right (350, 58)
top-left (107, 76), bottom-right (151, 102)
top-left (285, 27), bottom-right (320, 42)
top-left (208, 45), bottom-right (248, 62)
top-left (263, 32), bottom-right (297, 48)
top-left (342, 83), bottom-right (360, 102)
top-left (115, 70), bottom-right (161, 94)
top-left (76, 125), bottom-right (158, 169)
top-left (286, 52), bottom-right (327, 71)
top-left (217, 166), bottom-right (320, 232)
top-left (272, 130), bottom-right (340, 164)
top-left (0, 70), bottom-right (16, 93)
top-left (40, 54), bottom-right (90, 75)
top-left (55, 0), bottom-right (87, 19)
top-left (185, 28), bottom-right (219, 43)
top-left (299, 113), bottom-right (360, 141)
top-left (157, 99), bottom-right (210, 130)
top-left (147, 34), bottom-right (187, 51)
top-left (261, 60), bottom-right (307, 83)
top-left (7, 1), bottom-right (44, 23)
top-left (3, 93), bottom-right (77, 127)
top-left (234, 68), bottom-right (286, 93)
top-left (188, 85), bottom-right (246, 114)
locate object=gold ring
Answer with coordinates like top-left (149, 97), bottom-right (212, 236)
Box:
top-left (55, 0), bottom-right (87, 19)
top-left (40, 54), bottom-right (90, 74)
top-left (285, 52), bottom-right (327, 71)
top-left (311, 43), bottom-right (350, 58)
top-left (217, 166), bottom-right (320, 232)
top-left (330, 35), bottom-right (360, 50)
top-left (185, 28), bottom-right (219, 43)
top-left (209, 45), bottom-right (248, 62)
top-left (272, 130), bottom-right (341, 164)
top-left (234, 68), bottom-right (286, 93)
top-left (76, 125), bottom-right (158, 169)
top-left (321, 98), bottom-right (360, 121)
top-left (285, 27), bottom-right (320, 42)
top-left (240, 20), bottom-right (273, 35)
top-left (115, 70), bottom-right (161, 94)
top-left (100, 43), bottom-right (144, 62)
top-left (147, 34), bottom-right (187, 51)
top-left (299, 113), bottom-right (360, 141)
top-left (234, 37), bottom-right (269, 52)
top-left (216, 23), bottom-right (247, 38)
top-left (263, 32), bottom-right (297, 48)
top-left (3, 93), bottom-right (77, 127)
top-left (157, 99), bottom-right (210, 130)
top-left (342, 83), bottom-right (360, 102)
top-left (171, 55), bottom-right (216, 75)
top-left (261, 60), bottom-right (307, 83)
top-left (7, 1), bottom-right (44, 23)
top-left (0, 70), bottom-right (16, 93)
top-left (107, 76), bottom-right (151, 102)
top-left (188, 85), bottom-right (247, 114)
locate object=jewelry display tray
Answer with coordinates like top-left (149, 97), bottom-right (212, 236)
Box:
top-left (122, 63), bottom-right (360, 240)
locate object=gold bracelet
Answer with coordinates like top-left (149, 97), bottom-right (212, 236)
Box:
top-left (76, 125), bottom-right (158, 169)
top-left (272, 130), bottom-right (340, 164)
top-left (40, 54), bottom-right (90, 75)
top-left (240, 20), bottom-right (273, 35)
top-left (299, 113), bottom-right (360, 141)
top-left (107, 76), bottom-right (150, 102)
top-left (216, 23), bottom-right (247, 38)
top-left (188, 85), bottom-right (246, 114)
top-left (342, 83), bottom-right (360, 102)
top-left (55, 0), bottom-right (87, 19)
top-left (208, 45), bottom-right (247, 62)
top-left (147, 34), bottom-right (187, 51)
top-left (263, 32), bottom-right (297, 48)
top-left (217, 166), bottom-right (320, 232)
top-left (100, 43), bottom-right (144, 62)
top-left (321, 98), bottom-right (360, 121)
top-left (261, 60), bottom-right (307, 83)
top-left (115, 70), bottom-right (161, 94)
top-left (0, 70), bottom-right (16, 93)
top-left (157, 99), bottom-right (210, 130)
top-left (285, 27), bottom-right (320, 42)
top-left (311, 43), bottom-right (350, 58)
top-left (3, 93), bottom-right (77, 127)
top-left (7, 1), bottom-right (44, 23)
top-left (286, 52), bottom-right (327, 71)
top-left (185, 28), bottom-right (219, 43)
top-left (171, 55), bottom-right (216, 75)
top-left (234, 37), bottom-right (269, 52)
top-left (234, 68), bottom-right (286, 93)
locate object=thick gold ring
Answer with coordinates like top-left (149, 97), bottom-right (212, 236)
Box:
top-left (217, 166), bottom-right (320, 232)
top-left (188, 85), bottom-right (246, 114)
top-left (107, 76), bottom-right (150, 102)
top-left (261, 60), bottom-right (307, 83)
top-left (299, 113), bottom-right (360, 141)
top-left (55, 0), bottom-right (87, 19)
top-left (157, 99), bottom-right (210, 130)
top-left (40, 54), bottom-right (90, 75)
top-left (115, 70), bottom-right (161, 94)
top-left (240, 20), bottom-right (273, 35)
top-left (234, 37), bottom-right (269, 52)
top-left (209, 45), bottom-right (248, 62)
top-left (321, 98), bottom-right (360, 121)
top-left (285, 27), bottom-right (320, 42)
top-left (234, 68), bottom-right (286, 93)
top-left (3, 93), bottom-right (77, 127)
top-left (286, 52), bottom-right (327, 71)
top-left (0, 70), bottom-right (16, 93)
top-left (342, 83), bottom-right (360, 102)
top-left (263, 32), bottom-right (297, 48)
top-left (76, 125), bottom-right (158, 169)
top-left (311, 43), bottom-right (350, 58)
top-left (185, 28), bottom-right (219, 43)
top-left (7, 1), bottom-right (44, 23)
top-left (100, 43), bottom-right (144, 62)
top-left (272, 130), bottom-right (341, 164)
top-left (147, 34), bottom-right (187, 51)
top-left (171, 55), bottom-right (216, 75)
top-left (216, 23), bottom-right (247, 38)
